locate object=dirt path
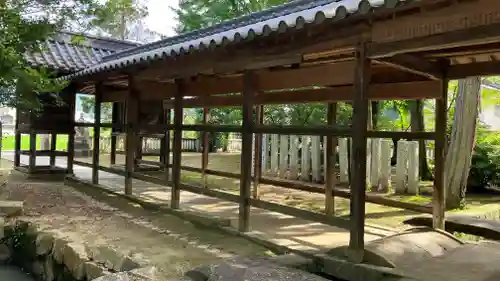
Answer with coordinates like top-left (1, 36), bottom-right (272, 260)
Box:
top-left (0, 169), bottom-right (271, 279)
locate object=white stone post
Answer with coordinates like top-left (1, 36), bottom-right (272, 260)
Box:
top-left (279, 135), bottom-right (289, 178)
top-left (300, 136), bottom-right (311, 181)
top-left (270, 134), bottom-right (279, 176)
top-left (311, 136), bottom-right (321, 182)
top-left (379, 140), bottom-right (392, 192)
top-left (338, 138), bottom-right (349, 183)
top-left (261, 134), bottom-right (268, 174)
top-left (370, 138), bottom-right (381, 188)
top-left (395, 140), bottom-right (409, 194)
top-left (407, 141), bottom-right (420, 195)
top-left (366, 138), bottom-right (372, 187)
top-left (289, 135), bottom-right (299, 179)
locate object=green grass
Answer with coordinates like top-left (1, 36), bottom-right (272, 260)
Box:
top-left (1, 135), bottom-right (69, 151)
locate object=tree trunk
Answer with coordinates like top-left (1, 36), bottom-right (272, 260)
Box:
top-left (445, 76), bottom-right (481, 209)
top-left (410, 100), bottom-right (432, 180)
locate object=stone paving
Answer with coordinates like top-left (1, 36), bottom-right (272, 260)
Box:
top-left (2, 152), bottom-right (393, 254)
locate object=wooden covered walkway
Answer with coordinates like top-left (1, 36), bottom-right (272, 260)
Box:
top-left (4, 152), bottom-right (392, 253)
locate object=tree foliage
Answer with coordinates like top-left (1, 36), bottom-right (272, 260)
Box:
top-left (91, 0), bottom-right (148, 40)
top-left (0, 0), bottom-right (100, 109)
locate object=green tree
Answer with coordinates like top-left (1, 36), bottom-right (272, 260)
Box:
top-left (0, 0), bottom-right (100, 109)
top-left (91, 0), bottom-right (148, 40)
top-left (174, 0), bottom-right (287, 33)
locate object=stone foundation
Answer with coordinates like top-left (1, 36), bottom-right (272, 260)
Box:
top-left (0, 219), bottom-right (149, 281)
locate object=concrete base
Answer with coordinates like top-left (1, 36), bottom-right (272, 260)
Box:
top-left (13, 166), bottom-right (68, 181)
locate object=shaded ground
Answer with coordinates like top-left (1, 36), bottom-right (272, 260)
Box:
top-left (0, 161), bottom-right (272, 279)
top-left (74, 152), bottom-right (500, 228)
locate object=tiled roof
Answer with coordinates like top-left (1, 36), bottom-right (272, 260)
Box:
top-left (25, 32), bottom-right (140, 74)
top-left (66, 0), bottom-right (407, 79)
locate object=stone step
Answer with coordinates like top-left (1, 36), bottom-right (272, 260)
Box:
top-left (402, 242), bottom-right (500, 281)
top-left (0, 200), bottom-right (23, 217)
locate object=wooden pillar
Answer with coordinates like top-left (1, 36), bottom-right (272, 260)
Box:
top-left (110, 102), bottom-right (118, 165)
top-left (14, 109), bottom-right (20, 167)
top-left (253, 105), bottom-right (263, 199)
top-left (239, 71), bottom-right (256, 232)
top-left (348, 41), bottom-right (371, 263)
top-left (325, 103), bottom-right (337, 215)
top-left (50, 134), bottom-right (57, 166)
top-left (201, 107), bottom-right (210, 187)
top-left (433, 76), bottom-right (448, 230)
top-left (29, 133), bottom-right (36, 172)
top-left (67, 86), bottom-right (76, 175)
top-left (163, 108), bottom-right (171, 181)
top-left (171, 80), bottom-right (184, 209)
top-left (92, 83), bottom-right (103, 185)
top-left (125, 76), bottom-right (139, 195)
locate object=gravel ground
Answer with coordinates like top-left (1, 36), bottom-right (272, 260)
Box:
top-left (0, 169), bottom-right (271, 279)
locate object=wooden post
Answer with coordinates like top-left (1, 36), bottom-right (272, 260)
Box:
top-left (163, 108), bottom-right (171, 181)
top-left (433, 77), bottom-right (448, 230)
top-left (14, 109), bottom-right (20, 168)
top-left (67, 85), bottom-right (76, 174)
top-left (325, 103), bottom-right (337, 215)
top-left (92, 83), bottom-right (103, 185)
top-left (201, 107), bottom-right (210, 187)
top-left (125, 77), bottom-right (139, 195)
top-left (171, 80), bottom-right (184, 209)
top-left (348, 41), bottom-right (371, 263)
top-left (253, 105), bottom-right (263, 198)
top-left (110, 103), bottom-right (118, 165)
top-left (239, 71), bottom-right (256, 232)
top-left (29, 133), bottom-right (36, 172)
top-left (50, 134), bottom-right (57, 166)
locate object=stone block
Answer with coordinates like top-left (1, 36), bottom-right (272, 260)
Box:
top-left (44, 256), bottom-right (55, 281)
top-left (0, 244), bottom-right (11, 263)
top-left (52, 238), bottom-right (67, 264)
top-left (186, 256), bottom-right (329, 281)
top-left (91, 272), bottom-right (129, 281)
top-left (63, 242), bottom-right (88, 280)
top-left (85, 261), bottom-right (105, 280)
top-left (0, 217), bottom-right (4, 239)
top-left (89, 245), bottom-right (141, 272)
top-left (0, 201), bottom-right (23, 217)
top-left (36, 232), bottom-right (55, 256)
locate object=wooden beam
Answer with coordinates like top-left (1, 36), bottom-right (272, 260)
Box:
top-left (67, 85), bottom-right (76, 175)
top-left (433, 76), bottom-right (448, 230)
top-left (171, 79), bottom-right (184, 209)
top-left (92, 83), bottom-right (103, 185)
top-left (163, 108), bottom-right (171, 182)
top-left (110, 102), bottom-right (118, 165)
top-left (375, 55), bottom-right (443, 80)
top-left (348, 41), bottom-right (371, 263)
top-left (253, 105), bottom-right (263, 199)
top-left (254, 125), bottom-right (350, 137)
top-left (239, 71), bottom-right (256, 232)
top-left (448, 61), bottom-right (500, 79)
top-left (50, 134), bottom-right (57, 166)
top-left (29, 133), bottom-right (36, 173)
top-left (14, 110), bottom-right (20, 168)
top-left (325, 103), bottom-right (337, 216)
top-left (370, 21), bottom-right (500, 58)
top-left (201, 107), bottom-right (209, 187)
top-left (125, 76), bottom-right (139, 195)
top-left (173, 81), bottom-right (442, 108)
